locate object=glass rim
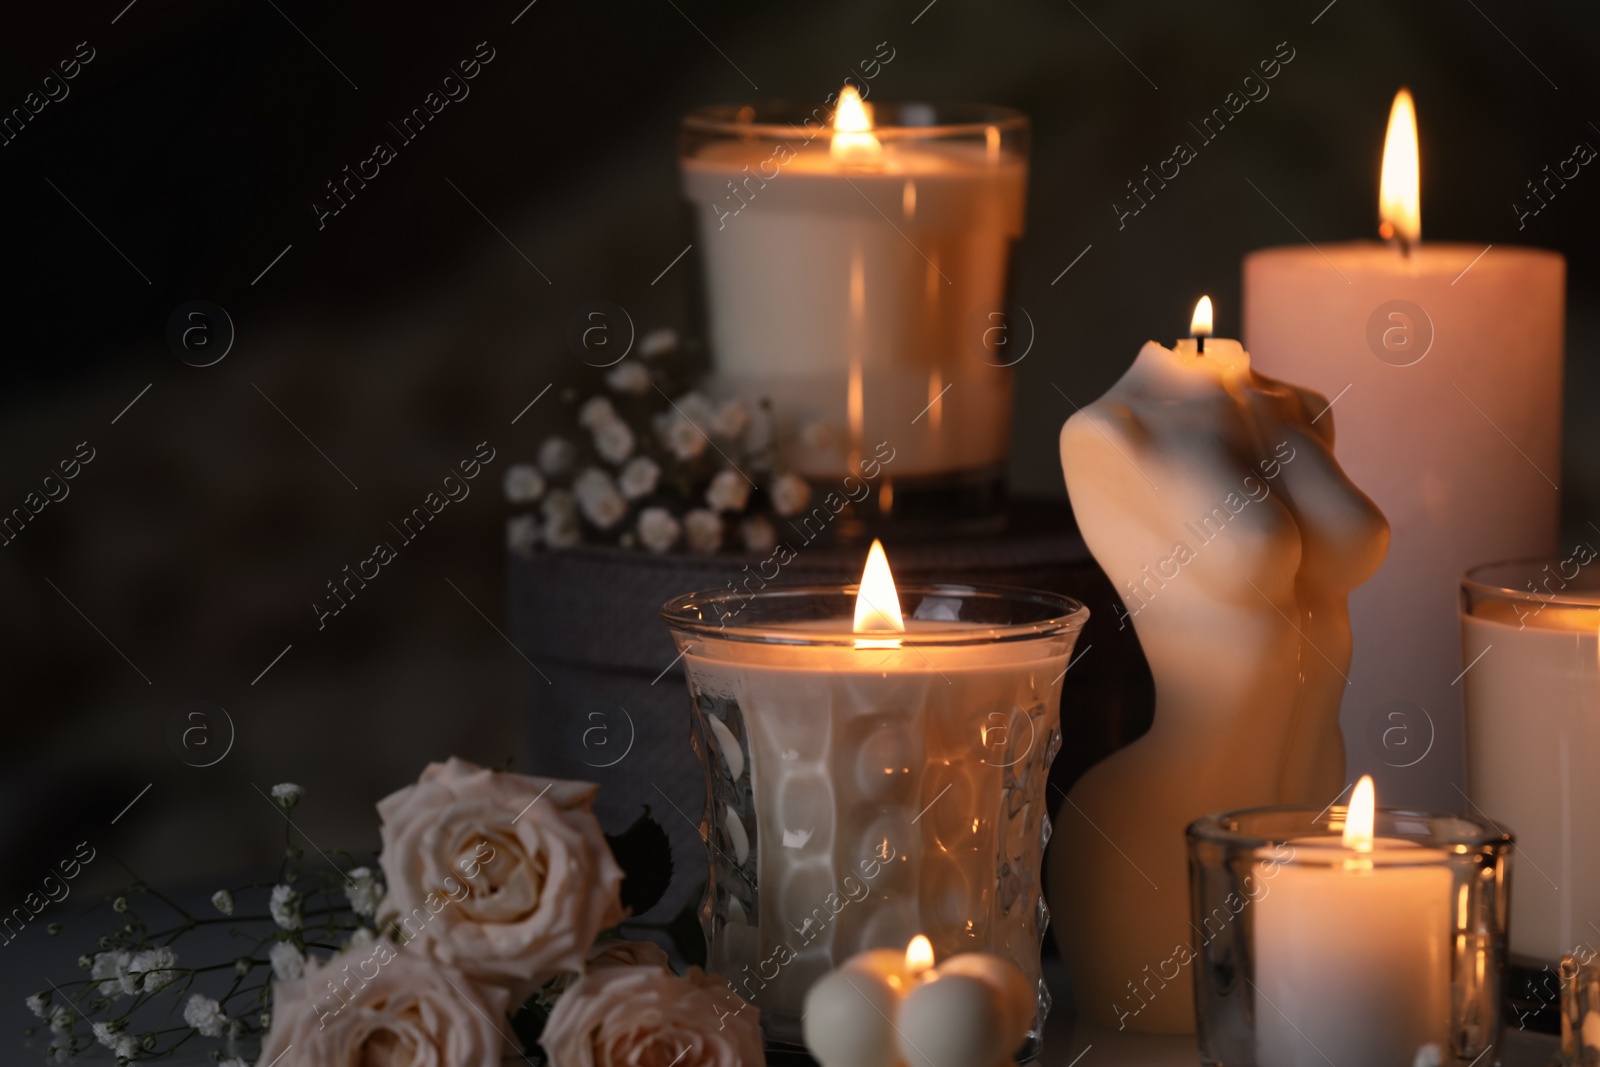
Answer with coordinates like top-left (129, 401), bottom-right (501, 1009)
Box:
top-left (1187, 803), bottom-right (1513, 852)
top-left (1463, 556), bottom-right (1600, 609)
top-left (680, 101), bottom-right (1029, 143)
top-left (660, 581), bottom-right (1087, 647)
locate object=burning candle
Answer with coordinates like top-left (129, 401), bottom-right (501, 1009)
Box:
top-left (1054, 298), bottom-right (1388, 1033)
top-left (1252, 777), bottom-right (1453, 1066)
top-left (661, 545), bottom-right (1086, 1050)
top-left (1243, 89), bottom-right (1565, 806)
top-left (802, 935), bottom-right (1034, 1067)
top-left (679, 89), bottom-right (1028, 499)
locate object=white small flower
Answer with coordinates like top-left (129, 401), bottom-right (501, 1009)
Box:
top-left (712, 397), bottom-right (751, 439)
top-left (684, 509), bottom-right (724, 554)
top-left (674, 392), bottom-right (715, 427)
top-left (637, 507), bottom-right (681, 553)
top-left (538, 436), bottom-right (578, 476)
top-left (48, 1009), bottom-right (70, 1035)
top-left (346, 926), bottom-right (376, 949)
top-left (593, 419), bottom-right (636, 464)
top-left (114, 1033), bottom-right (138, 1058)
top-left (345, 867), bottom-right (383, 917)
top-left (183, 994), bottom-right (228, 1038)
top-left (269, 884), bottom-right (302, 931)
top-left (91, 1020), bottom-right (120, 1050)
top-left (639, 327), bottom-right (679, 359)
top-left (661, 418), bottom-right (707, 461)
top-left (25, 993), bottom-right (47, 1018)
top-left (618, 456), bottom-right (661, 500)
top-left (90, 950), bottom-right (131, 997)
top-left (544, 510), bottom-right (582, 549)
top-left (741, 516), bottom-right (778, 554)
top-left (574, 468), bottom-right (627, 530)
top-left (503, 463), bottom-right (546, 504)
top-left (606, 361), bottom-right (651, 394)
top-left (506, 515), bottom-right (539, 555)
top-left (542, 487), bottom-right (577, 521)
top-left (210, 889), bottom-right (234, 915)
top-left (705, 469), bottom-right (751, 513)
top-left (268, 941), bottom-right (305, 982)
top-left (130, 946), bottom-right (180, 992)
top-left (270, 783), bottom-right (304, 807)
top-left (578, 396), bottom-right (619, 431)
top-left (769, 472), bottom-right (812, 517)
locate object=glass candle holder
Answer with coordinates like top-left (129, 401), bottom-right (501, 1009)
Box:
top-left (1461, 557), bottom-right (1600, 970)
top-left (660, 583), bottom-right (1086, 1056)
top-left (678, 100), bottom-right (1028, 517)
top-left (1187, 806), bottom-right (1512, 1067)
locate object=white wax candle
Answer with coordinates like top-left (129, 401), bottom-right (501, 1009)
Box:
top-left (1461, 594), bottom-right (1600, 961)
top-left (681, 126), bottom-right (1026, 480)
top-left (1253, 840), bottom-right (1452, 1066)
top-left (1245, 242), bottom-right (1563, 804)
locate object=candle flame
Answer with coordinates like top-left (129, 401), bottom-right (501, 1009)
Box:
top-left (905, 935), bottom-right (935, 978)
top-left (1342, 774), bottom-right (1376, 853)
top-left (853, 539), bottom-right (905, 644)
top-left (1379, 88), bottom-right (1421, 248)
top-left (1190, 296), bottom-right (1214, 338)
top-left (830, 85), bottom-right (882, 163)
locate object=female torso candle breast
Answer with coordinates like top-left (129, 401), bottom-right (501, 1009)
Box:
top-left (1052, 328), bottom-right (1389, 1031)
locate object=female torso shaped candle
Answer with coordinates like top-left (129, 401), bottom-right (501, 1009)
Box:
top-left (1054, 310), bottom-right (1388, 1032)
top-left (661, 546), bottom-right (1087, 1054)
top-left (1243, 91), bottom-right (1565, 808)
top-left (680, 90), bottom-right (1027, 491)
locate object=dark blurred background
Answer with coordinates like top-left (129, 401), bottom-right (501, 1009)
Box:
top-left (0, 0), bottom-right (1595, 1039)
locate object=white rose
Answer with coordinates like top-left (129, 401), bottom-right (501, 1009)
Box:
top-left (637, 507), bottom-right (681, 553)
top-left (593, 420), bottom-right (635, 464)
top-left (741, 516), bottom-right (778, 555)
top-left (638, 327), bottom-right (680, 359)
top-left (268, 941), bottom-right (305, 982)
top-left (578, 396), bottom-right (619, 430)
top-left (573, 468), bottom-right (627, 530)
top-left (769, 472), bottom-right (812, 517)
top-left (606, 362), bottom-right (651, 394)
top-left (256, 940), bottom-right (513, 1067)
top-left (705, 469), bottom-right (751, 513)
top-left (542, 966), bottom-right (763, 1067)
top-left (683, 509), bottom-right (724, 554)
top-left (376, 758), bottom-right (624, 999)
top-left (618, 456), bottom-right (660, 500)
top-left (503, 463), bottom-right (546, 503)
top-left (539, 436), bottom-right (578, 476)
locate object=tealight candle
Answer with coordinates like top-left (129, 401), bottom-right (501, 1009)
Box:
top-left (803, 936), bottom-right (1034, 1067)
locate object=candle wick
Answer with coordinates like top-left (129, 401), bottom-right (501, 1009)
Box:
top-left (1396, 233), bottom-right (1413, 259)
top-left (1194, 335), bottom-right (1206, 355)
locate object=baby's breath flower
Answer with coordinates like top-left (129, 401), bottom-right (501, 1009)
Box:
top-left (268, 885), bottom-right (301, 931)
top-left (210, 889), bottom-right (234, 916)
top-left (182, 994), bottom-right (227, 1038)
top-left (270, 783), bottom-right (304, 808)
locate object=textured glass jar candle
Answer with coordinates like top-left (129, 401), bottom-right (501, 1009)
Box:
top-left (661, 583), bottom-right (1086, 1055)
top-left (678, 100), bottom-right (1028, 514)
top-left (1187, 806), bottom-right (1512, 1067)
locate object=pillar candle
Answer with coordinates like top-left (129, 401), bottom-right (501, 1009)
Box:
top-left (1242, 89), bottom-right (1565, 807)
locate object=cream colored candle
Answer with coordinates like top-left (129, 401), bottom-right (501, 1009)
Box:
top-left (665, 544), bottom-right (1084, 1048)
top-left (680, 89), bottom-right (1027, 482)
top-left (1243, 90), bottom-right (1565, 807)
top-left (1253, 778), bottom-right (1453, 1066)
top-left (1055, 301), bottom-right (1388, 1033)
top-left (1460, 559), bottom-right (1600, 963)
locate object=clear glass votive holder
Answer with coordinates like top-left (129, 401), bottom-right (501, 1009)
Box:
top-left (1187, 806), bottom-right (1513, 1067)
top-left (678, 99), bottom-right (1028, 517)
top-left (661, 583), bottom-right (1087, 1057)
top-left (1461, 558), bottom-right (1600, 974)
